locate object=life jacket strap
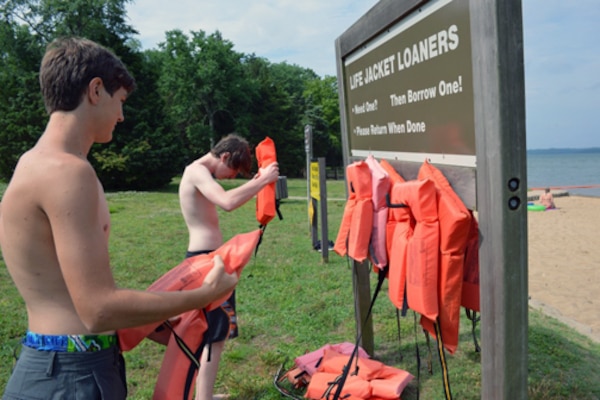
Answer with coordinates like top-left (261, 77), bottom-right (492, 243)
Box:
top-left (395, 308), bottom-right (404, 363)
top-left (385, 193), bottom-right (408, 209)
top-left (163, 320), bottom-right (201, 369)
top-left (423, 328), bottom-right (434, 375)
top-left (420, 320), bottom-right (454, 399)
top-left (254, 226), bottom-right (266, 257)
top-left (276, 198), bottom-right (284, 221)
top-left (401, 284), bottom-right (409, 317)
top-left (465, 309), bottom-right (481, 353)
top-left (273, 360), bottom-right (306, 400)
top-left (434, 321), bottom-right (453, 400)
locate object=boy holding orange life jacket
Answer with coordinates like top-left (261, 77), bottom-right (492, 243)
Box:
top-left (0, 37), bottom-right (237, 400)
top-left (179, 133), bottom-right (279, 400)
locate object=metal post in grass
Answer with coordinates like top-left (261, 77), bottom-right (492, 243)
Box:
top-left (310, 160), bottom-right (319, 250)
top-left (305, 124), bottom-right (313, 231)
top-left (318, 157), bottom-right (329, 263)
top-left (310, 158), bottom-right (330, 263)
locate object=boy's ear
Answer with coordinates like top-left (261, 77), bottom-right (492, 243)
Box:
top-left (87, 77), bottom-right (103, 104)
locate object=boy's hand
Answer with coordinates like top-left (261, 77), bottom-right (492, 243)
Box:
top-left (257, 162), bottom-right (279, 184)
top-left (203, 255), bottom-right (238, 300)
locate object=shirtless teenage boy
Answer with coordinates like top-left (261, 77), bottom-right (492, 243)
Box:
top-left (0, 37), bottom-right (237, 399)
top-left (179, 134), bottom-right (279, 400)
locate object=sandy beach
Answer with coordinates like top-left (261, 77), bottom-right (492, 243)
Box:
top-left (526, 193), bottom-right (600, 342)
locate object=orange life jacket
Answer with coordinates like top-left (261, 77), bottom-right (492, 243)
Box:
top-left (384, 161), bottom-right (475, 399)
top-left (117, 229), bottom-right (262, 400)
top-left (461, 212), bottom-right (480, 312)
top-left (385, 180), bottom-right (413, 310)
top-left (294, 342), bottom-right (370, 376)
top-left (370, 365), bottom-right (414, 400)
top-left (365, 155), bottom-right (390, 270)
top-left (306, 372), bottom-right (370, 400)
top-left (379, 159), bottom-right (407, 280)
top-left (303, 348), bottom-right (413, 400)
top-left (317, 348), bottom-right (383, 381)
top-left (417, 160), bottom-right (472, 354)
top-left (332, 165), bottom-right (357, 257)
top-left (280, 342), bottom-right (371, 392)
top-left (255, 136), bottom-right (278, 227)
top-left (378, 159), bottom-right (404, 187)
top-left (387, 178), bottom-right (439, 321)
top-left (333, 161), bottom-right (373, 263)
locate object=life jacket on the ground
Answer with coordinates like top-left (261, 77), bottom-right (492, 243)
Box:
top-left (306, 372), bottom-right (370, 400)
top-left (417, 160), bottom-right (472, 354)
top-left (333, 161), bottom-right (373, 263)
top-left (370, 365), bottom-right (414, 400)
top-left (387, 179), bottom-right (439, 320)
top-left (117, 229), bottom-right (262, 400)
top-left (294, 342), bottom-right (370, 377)
top-left (255, 136), bottom-right (279, 228)
top-left (279, 343), bottom-right (371, 392)
top-left (365, 155), bottom-right (390, 270)
top-left (303, 348), bottom-right (414, 400)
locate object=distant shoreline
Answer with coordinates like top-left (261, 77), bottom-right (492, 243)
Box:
top-left (527, 147), bottom-right (600, 154)
top-left (528, 184), bottom-right (600, 191)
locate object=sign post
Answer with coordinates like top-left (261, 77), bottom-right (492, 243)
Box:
top-left (309, 158), bottom-right (330, 262)
top-left (310, 160), bottom-right (319, 250)
top-left (305, 124), bottom-right (313, 229)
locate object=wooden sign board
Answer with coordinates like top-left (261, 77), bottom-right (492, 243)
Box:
top-left (335, 1), bottom-right (528, 398)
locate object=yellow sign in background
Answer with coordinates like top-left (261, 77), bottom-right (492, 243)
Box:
top-left (310, 161), bottom-right (320, 201)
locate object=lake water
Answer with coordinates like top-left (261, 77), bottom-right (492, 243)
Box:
top-left (527, 148), bottom-right (600, 197)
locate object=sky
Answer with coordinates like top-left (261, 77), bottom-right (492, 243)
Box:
top-left (125, 0), bottom-right (600, 150)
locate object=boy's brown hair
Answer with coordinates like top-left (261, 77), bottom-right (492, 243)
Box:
top-left (211, 134), bottom-right (253, 176)
top-left (39, 37), bottom-right (136, 114)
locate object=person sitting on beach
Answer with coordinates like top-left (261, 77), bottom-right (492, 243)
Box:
top-left (539, 187), bottom-right (556, 209)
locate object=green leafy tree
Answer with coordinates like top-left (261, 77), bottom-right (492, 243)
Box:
top-left (303, 75), bottom-right (343, 168)
top-left (157, 29), bottom-right (254, 163)
top-left (0, 18), bottom-right (46, 180)
top-left (240, 57), bottom-right (308, 176)
top-left (0, 1), bottom-right (344, 185)
top-left (0, 0), bottom-right (181, 189)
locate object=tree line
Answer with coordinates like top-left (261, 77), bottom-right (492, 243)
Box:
top-left (0, 0), bottom-right (342, 190)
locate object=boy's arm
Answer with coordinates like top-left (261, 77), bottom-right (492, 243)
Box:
top-left (189, 162), bottom-right (279, 212)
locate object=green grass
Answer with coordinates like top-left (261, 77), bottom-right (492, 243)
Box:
top-left (1, 178), bottom-right (599, 399)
